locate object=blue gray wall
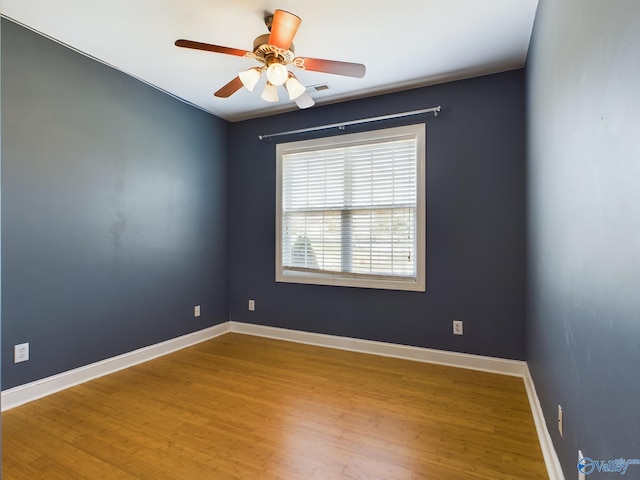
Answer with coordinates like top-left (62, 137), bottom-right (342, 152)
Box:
top-left (229, 71), bottom-right (527, 360)
top-left (527, 0), bottom-right (640, 477)
top-left (1, 19), bottom-right (230, 390)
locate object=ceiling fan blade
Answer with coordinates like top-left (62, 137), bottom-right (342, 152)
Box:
top-left (295, 57), bottom-right (366, 78)
top-left (214, 76), bottom-right (244, 98)
top-left (268, 10), bottom-right (301, 50)
top-left (295, 92), bottom-right (315, 109)
top-left (175, 39), bottom-right (249, 57)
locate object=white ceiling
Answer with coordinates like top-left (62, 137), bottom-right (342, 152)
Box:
top-left (1, 0), bottom-right (538, 122)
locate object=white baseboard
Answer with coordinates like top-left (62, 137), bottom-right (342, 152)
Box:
top-left (230, 321), bottom-right (527, 376)
top-left (523, 365), bottom-right (565, 480)
top-left (1, 319), bottom-right (563, 479)
top-left (1, 323), bottom-right (230, 411)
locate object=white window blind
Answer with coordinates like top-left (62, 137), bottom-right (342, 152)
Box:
top-left (276, 124), bottom-right (425, 291)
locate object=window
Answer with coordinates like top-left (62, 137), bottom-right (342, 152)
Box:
top-left (276, 124), bottom-right (425, 291)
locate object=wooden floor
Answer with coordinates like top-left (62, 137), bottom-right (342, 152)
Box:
top-left (3, 333), bottom-right (547, 479)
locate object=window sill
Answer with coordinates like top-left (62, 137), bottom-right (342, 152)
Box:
top-left (276, 270), bottom-right (425, 292)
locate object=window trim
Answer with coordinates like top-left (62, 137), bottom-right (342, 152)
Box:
top-left (275, 123), bottom-right (426, 292)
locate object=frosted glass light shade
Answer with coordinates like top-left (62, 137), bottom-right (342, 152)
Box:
top-left (285, 75), bottom-right (306, 100)
top-left (261, 82), bottom-right (279, 102)
top-left (266, 63), bottom-right (288, 86)
top-left (239, 68), bottom-right (261, 91)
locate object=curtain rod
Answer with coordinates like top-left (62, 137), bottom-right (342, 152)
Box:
top-left (258, 106), bottom-right (441, 141)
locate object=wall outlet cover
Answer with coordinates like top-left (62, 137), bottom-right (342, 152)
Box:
top-left (558, 404), bottom-right (563, 437)
top-left (14, 343), bottom-right (30, 363)
top-left (453, 320), bottom-right (463, 335)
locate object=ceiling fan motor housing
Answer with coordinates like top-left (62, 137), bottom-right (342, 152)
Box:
top-left (252, 34), bottom-right (295, 66)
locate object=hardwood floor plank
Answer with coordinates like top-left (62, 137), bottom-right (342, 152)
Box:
top-left (3, 333), bottom-right (547, 479)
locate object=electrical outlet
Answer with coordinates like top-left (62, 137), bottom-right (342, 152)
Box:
top-left (194, 305), bottom-right (201, 317)
top-left (14, 343), bottom-right (30, 363)
top-left (248, 299), bottom-right (255, 311)
top-left (453, 320), bottom-right (463, 335)
top-left (558, 405), bottom-right (563, 437)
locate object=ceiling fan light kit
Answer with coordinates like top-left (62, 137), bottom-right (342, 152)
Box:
top-left (175, 9), bottom-right (366, 109)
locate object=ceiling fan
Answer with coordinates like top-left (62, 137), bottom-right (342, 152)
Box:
top-left (175, 9), bottom-right (366, 109)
